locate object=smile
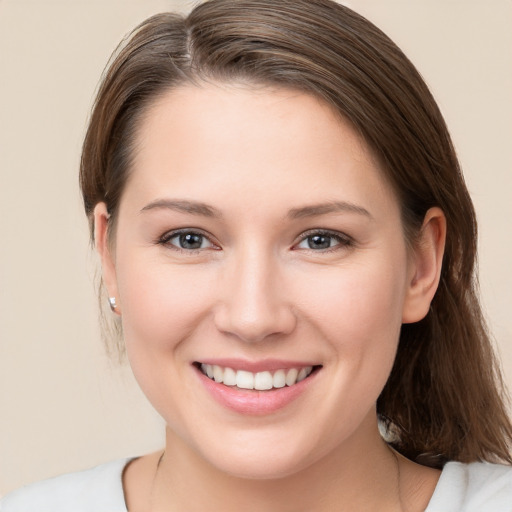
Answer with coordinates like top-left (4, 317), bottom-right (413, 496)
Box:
top-left (200, 364), bottom-right (314, 391)
top-left (195, 361), bottom-right (322, 414)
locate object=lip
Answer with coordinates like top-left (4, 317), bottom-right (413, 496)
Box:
top-left (193, 361), bottom-right (321, 415)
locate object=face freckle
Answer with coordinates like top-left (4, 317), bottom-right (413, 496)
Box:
top-left (106, 83), bottom-right (416, 479)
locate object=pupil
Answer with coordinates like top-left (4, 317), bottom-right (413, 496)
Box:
top-left (180, 233), bottom-right (202, 249)
top-left (308, 235), bottom-right (330, 249)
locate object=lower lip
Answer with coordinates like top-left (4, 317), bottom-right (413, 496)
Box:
top-left (195, 366), bottom-right (319, 415)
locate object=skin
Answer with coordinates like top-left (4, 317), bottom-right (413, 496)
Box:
top-left (95, 84), bottom-right (446, 511)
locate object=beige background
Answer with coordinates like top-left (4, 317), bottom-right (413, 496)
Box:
top-left (0, 0), bottom-right (511, 496)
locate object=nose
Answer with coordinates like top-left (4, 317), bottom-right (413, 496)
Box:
top-left (213, 247), bottom-right (297, 343)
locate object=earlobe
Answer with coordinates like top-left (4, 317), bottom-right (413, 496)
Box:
top-left (93, 203), bottom-right (121, 315)
top-left (402, 207), bottom-right (446, 324)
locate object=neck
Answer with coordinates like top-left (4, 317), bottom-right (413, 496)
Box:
top-left (152, 418), bottom-right (404, 512)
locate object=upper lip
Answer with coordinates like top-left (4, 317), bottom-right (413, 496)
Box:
top-left (195, 358), bottom-right (321, 373)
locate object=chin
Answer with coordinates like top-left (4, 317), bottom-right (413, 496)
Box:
top-left (191, 428), bottom-right (324, 481)
top-left (210, 452), bottom-right (312, 481)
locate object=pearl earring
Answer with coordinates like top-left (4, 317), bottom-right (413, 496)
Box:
top-left (108, 297), bottom-right (117, 312)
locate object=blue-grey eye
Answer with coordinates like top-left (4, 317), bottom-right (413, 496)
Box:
top-left (296, 232), bottom-right (348, 250)
top-left (307, 234), bottom-right (336, 249)
top-left (168, 232), bottom-right (213, 250)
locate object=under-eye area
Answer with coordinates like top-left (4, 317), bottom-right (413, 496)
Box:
top-left (194, 363), bottom-right (322, 391)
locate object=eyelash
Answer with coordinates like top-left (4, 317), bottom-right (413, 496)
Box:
top-left (294, 229), bottom-right (353, 253)
top-left (157, 228), bottom-right (353, 254)
top-left (157, 229), bottom-right (219, 254)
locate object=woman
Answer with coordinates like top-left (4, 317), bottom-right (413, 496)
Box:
top-left (2, 0), bottom-right (511, 510)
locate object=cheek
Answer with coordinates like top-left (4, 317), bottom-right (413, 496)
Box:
top-left (295, 255), bottom-right (408, 394)
top-left (117, 257), bottom-right (216, 351)
top-left (289, 259), bottom-right (408, 441)
top-left (298, 258), bottom-right (407, 342)
top-left (114, 256), bottom-right (219, 423)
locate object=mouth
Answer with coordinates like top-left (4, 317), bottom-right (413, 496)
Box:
top-left (195, 362), bottom-right (321, 391)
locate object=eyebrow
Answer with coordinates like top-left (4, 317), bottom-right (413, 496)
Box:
top-left (140, 199), bottom-right (222, 218)
top-left (140, 198), bottom-right (372, 221)
top-left (287, 201), bottom-right (373, 220)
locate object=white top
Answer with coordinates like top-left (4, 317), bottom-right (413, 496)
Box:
top-left (1, 459), bottom-right (511, 511)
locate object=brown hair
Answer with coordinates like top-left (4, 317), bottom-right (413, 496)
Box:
top-left (80, 0), bottom-right (512, 467)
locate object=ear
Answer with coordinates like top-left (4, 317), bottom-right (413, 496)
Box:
top-left (402, 207), bottom-right (446, 324)
top-left (94, 203), bottom-right (121, 315)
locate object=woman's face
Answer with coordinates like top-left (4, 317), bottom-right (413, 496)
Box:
top-left (97, 84), bottom-right (431, 479)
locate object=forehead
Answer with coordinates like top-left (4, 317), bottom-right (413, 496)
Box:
top-left (123, 83), bottom-right (398, 216)
top-left (137, 82), bottom-right (369, 160)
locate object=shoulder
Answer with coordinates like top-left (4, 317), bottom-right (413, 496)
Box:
top-left (0, 458), bottom-right (133, 512)
top-left (427, 461), bottom-right (512, 511)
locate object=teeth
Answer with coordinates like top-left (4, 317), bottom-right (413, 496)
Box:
top-left (297, 367), bottom-right (309, 382)
top-left (236, 370), bottom-right (254, 390)
top-left (254, 371), bottom-right (273, 390)
top-left (285, 368), bottom-right (298, 386)
top-left (273, 369), bottom-right (286, 388)
top-left (213, 365), bottom-right (224, 383)
top-left (200, 364), bottom-right (313, 390)
top-left (223, 367), bottom-right (237, 386)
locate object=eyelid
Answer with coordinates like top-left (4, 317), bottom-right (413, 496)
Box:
top-left (157, 228), bottom-right (220, 252)
top-left (155, 227), bottom-right (353, 253)
top-left (293, 229), bottom-right (353, 251)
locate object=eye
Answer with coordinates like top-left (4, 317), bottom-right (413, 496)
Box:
top-left (295, 230), bottom-right (352, 251)
top-left (159, 230), bottom-right (216, 251)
